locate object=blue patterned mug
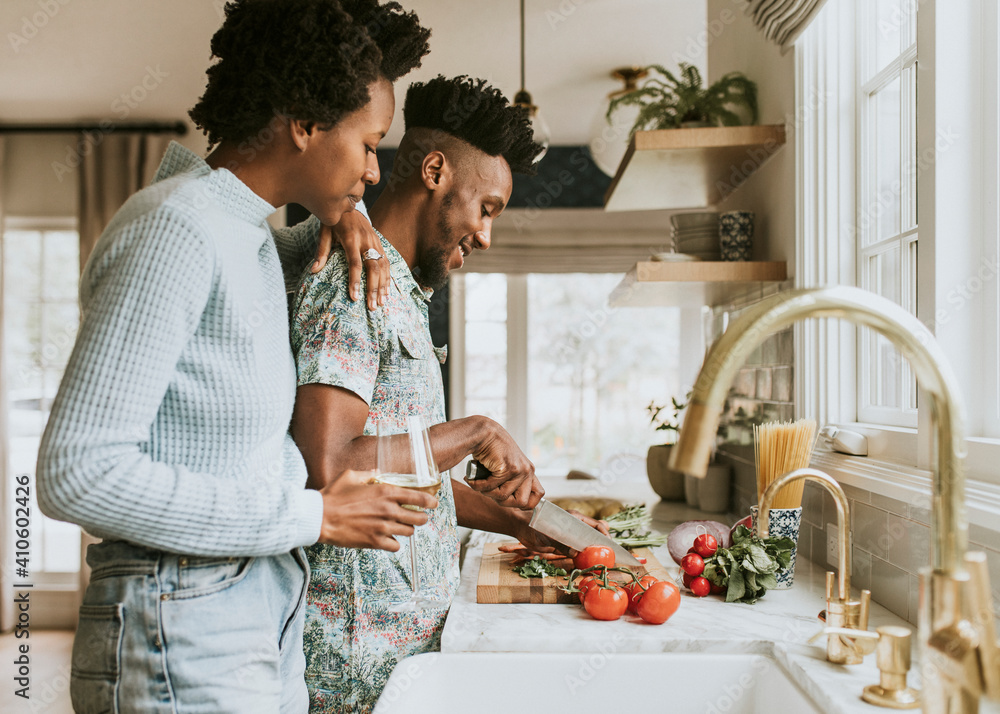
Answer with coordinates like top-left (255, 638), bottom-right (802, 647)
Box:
top-left (719, 211), bottom-right (754, 261)
top-left (750, 505), bottom-right (802, 589)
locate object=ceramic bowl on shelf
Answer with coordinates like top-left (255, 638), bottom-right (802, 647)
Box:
top-left (651, 252), bottom-right (701, 262)
top-left (670, 211), bottom-right (719, 230)
top-left (674, 236), bottom-right (721, 253)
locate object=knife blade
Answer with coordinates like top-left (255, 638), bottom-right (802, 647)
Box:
top-left (465, 460), bottom-right (641, 567)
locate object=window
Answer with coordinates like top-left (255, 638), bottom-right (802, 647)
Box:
top-left (2, 218), bottom-right (81, 575)
top-left (856, 0), bottom-right (918, 427)
top-left (798, 0), bottom-right (1000, 496)
top-left (457, 273), bottom-right (681, 477)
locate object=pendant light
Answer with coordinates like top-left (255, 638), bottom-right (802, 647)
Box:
top-left (513, 0), bottom-right (550, 162)
top-left (588, 66), bottom-right (648, 177)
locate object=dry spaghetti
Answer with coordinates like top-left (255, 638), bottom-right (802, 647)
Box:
top-left (754, 419), bottom-right (818, 508)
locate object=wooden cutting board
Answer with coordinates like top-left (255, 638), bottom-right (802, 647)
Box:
top-left (476, 543), bottom-right (673, 604)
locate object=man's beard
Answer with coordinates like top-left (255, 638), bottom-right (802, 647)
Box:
top-left (416, 193), bottom-right (456, 291)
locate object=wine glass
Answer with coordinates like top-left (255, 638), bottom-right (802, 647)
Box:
top-left (375, 416), bottom-right (447, 611)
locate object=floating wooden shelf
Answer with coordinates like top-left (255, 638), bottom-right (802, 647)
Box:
top-left (603, 125), bottom-right (787, 212)
top-left (608, 260), bottom-right (788, 307)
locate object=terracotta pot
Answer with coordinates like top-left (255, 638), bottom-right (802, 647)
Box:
top-left (646, 444), bottom-right (685, 501)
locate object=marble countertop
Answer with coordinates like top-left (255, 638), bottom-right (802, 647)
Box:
top-left (442, 476), bottom-right (1000, 714)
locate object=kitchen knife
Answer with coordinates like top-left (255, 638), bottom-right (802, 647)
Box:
top-left (465, 460), bottom-right (642, 567)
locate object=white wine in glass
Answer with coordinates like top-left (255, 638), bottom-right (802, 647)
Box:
top-left (375, 418), bottom-right (448, 611)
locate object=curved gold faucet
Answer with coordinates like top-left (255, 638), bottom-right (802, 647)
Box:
top-left (759, 468), bottom-right (851, 599)
top-left (668, 285), bottom-right (998, 712)
top-left (760, 467), bottom-right (873, 665)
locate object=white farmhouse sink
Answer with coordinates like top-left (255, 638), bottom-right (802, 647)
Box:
top-left (373, 652), bottom-right (821, 713)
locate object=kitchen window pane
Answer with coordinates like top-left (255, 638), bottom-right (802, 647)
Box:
top-left (874, 0), bottom-right (905, 76)
top-left (876, 77), bottom-right (902, 243)
top-left (3, 230), bottom-right (41, 301)
top-left (527, 274), bottom-right (680, 475)
top-left (465, 272), bottom-right (506, 321)
top-left (3, 225), bottom-right (81, 575)
top-left (903, 66), bottom-right (917, 232)
top-left (44, 230), bottom-right (80, 300)
top-left (865, 247), bottom-right (904, 409)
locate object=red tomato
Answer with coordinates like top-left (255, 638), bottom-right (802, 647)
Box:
top-left (636, 580), bottom-right (681, 624)
top-left (576, 575), bottom-right (600, 603)
top-left (573, 546), bottom-right (615, 571)
top-left (583, 583), bottom-right (629, 621)
top-left (680, 553), bottom-right (705, 577)
top-left (624, 575), bottom-right (659, 615)
top-left (689, 576), bottom-right (711, 597)
top-left (709, 581), bottom-right (726, 595)
top-left (682, 571), bottom-right (696, 589)
top-left (693, 534), bottom-right (719, 558)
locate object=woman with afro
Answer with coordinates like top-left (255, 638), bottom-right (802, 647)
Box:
top-left (37, 2), bottom-right (432, 712)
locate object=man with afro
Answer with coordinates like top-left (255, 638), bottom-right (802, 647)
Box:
top-left (290, 76), bottom-right (604, 713)
top-left (38, 2), bottom-right (432, 712)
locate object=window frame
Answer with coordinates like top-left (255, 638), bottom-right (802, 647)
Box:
top-left (1, 215), bottom-right (82, 632)
top-left (797, 0), bottom-right (1000, 510)
top-left (855, 1), bottom-right (919, 427)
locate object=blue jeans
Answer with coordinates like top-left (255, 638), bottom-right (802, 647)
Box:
top-left (70, 540), bottom-right (310, 713)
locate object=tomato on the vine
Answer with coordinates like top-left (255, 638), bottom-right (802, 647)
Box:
top-left (624, 575), bottom-right (658, 615)
top-left (573, 546), bottom-right (615, 570)
top-left (583, 583), bottom-right (629, 621)
top-left (636, 580), bottom-right (681, 624)
top-left (576, 575), bottom-right (600, 603)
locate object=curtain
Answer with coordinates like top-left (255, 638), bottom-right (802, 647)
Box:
top-left (76, 132), bottom-right (170, 603)
top-left (0, 137), bottom-right (12, 632)
top-left (78, 133), bottom-right (171, 271)
top-left (743, 0), bottom-right (829, 51)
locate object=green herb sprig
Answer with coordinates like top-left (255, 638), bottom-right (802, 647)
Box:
top-left (701, 525), bottom-right (795, 604)
top-left (605, 505), bottom-right (667, 549)
top-left (512, 556), bottom-right (568, 580)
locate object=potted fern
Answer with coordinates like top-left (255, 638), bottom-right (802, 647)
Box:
top-left (607, 63), bottom-right (758, 136)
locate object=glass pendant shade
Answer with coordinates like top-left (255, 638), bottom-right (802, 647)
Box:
top-left (589, 67), bottom-right (648, 177)
top-left (515, 88), bottom-right (550, 162)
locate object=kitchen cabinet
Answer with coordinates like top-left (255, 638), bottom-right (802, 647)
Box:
top-left (609, 259), bottom-right (787, 307)
top-left (603, 125), bottom-right (787, 212)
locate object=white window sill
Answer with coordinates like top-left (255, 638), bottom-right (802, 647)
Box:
top-left (810, 450), bottom-right (1000, 532)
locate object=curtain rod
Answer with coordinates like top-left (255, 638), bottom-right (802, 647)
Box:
top-left (0, 121), bottom-right (187, 135)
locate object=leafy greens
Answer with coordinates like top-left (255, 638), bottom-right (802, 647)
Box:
top-left (604, 505), bottom-right (668, 549)
top-left (701, 525), bottom-right (795, 604)
top-left (512, 556), bottom-right (568, 579)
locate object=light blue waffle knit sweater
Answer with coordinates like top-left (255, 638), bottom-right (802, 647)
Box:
top-left (37, 142), bottom-right (325, 556)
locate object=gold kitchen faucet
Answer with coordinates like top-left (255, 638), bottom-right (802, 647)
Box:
top-left (669, 286), bottom-right (1000, 714)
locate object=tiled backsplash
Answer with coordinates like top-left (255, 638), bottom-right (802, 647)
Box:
top-left (709, 288), bottom-right (1000, 628)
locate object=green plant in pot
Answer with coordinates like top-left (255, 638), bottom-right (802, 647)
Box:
top-left (646, 394), bottom-right (732, 513)
top-left (645, 396), bottom-right (688, 501)
top-left (607, 63), bottom-right (759, 137)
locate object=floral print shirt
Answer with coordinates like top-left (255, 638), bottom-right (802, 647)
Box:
top-left (290, 232), bottom-right (460, 714)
